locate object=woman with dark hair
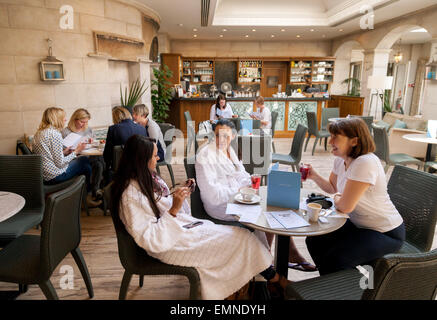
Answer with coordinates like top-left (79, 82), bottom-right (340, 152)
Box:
top-left (209, 94), bottom-right (237, 121)
top-left (111, 134), bottom-right (288, 300)
top-left (305, 118), bottom-right (405, 275)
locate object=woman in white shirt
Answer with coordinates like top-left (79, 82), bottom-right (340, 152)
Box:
top-left (305, 118), bottom-right (405, 275)
top-left (209, 94), bottom-right (238, 121)
top-left (196, 119), bottom-right (317, 272)
top-left (250, 96), bottom-right (271, 134)
top-left (112, 134), bottom-right (289, 300)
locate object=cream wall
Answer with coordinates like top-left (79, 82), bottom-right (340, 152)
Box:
top-left (0, 0), bottom-right (158, 155)
top-left (170, 40), bottom-right (332, 57)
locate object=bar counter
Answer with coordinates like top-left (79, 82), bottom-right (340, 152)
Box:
top-left (167, 97), bottom-right (331, 138)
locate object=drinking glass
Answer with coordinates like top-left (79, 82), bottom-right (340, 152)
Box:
top-left (299, 163), bottom-right (310, 182)
top-left (251, 174), bottom-right (261, 191)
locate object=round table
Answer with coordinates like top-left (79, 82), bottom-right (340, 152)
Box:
top-left (403, 133), bottom-right (437, 163)
top-left (0, 191), bottom-right (25, 223)
top-left (234, 187), bottom-right (347, 277)
top-left (80, 147), bottom-right (104, 156)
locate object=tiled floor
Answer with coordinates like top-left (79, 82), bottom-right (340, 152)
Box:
top-left (1, 137), bottom-right (436, 300)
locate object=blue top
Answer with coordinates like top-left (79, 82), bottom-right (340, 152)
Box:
top-left (103, 119), bottom-right (164, 168)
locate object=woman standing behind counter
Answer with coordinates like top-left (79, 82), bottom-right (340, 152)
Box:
top-left (209, 94), bottom-right (238, 121)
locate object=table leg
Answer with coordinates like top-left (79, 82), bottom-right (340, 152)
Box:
top-left (274, 235), bottom-right (290, 278)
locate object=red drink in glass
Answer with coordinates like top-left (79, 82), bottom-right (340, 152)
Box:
top-left (251, 175), bottom-right (261, 190)
top-left (300, 164), bottom-right (310, 181)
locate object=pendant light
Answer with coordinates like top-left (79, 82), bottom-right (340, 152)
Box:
top-left (394, 38), bottom-right (403, 64)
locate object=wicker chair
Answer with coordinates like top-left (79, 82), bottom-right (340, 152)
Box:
top-left (104, 183), bottom-right (201, 300)
top-left (387, 165), bottom-right (437, 254)
top-left (156, 123), bottom-right (176, 188)
top-left (272, 124), bottom-right (307, 172)
top-left (0, 176), bottom-right (93, 300)
top-left (320, 108), bottom-right (339, 131)
top-left (286, 248), bottom-right (437, 300)
top-left (372, 124), bottom-right (423, 172)
top-left (304, 111), bottom-right (330, 156)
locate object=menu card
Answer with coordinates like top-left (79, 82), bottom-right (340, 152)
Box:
top-left (225, 203), bottom-right (262, 224)
top-left (63, 132), bottom-right (84, 148)
top-left (264, 210), bottom-right (310, 229)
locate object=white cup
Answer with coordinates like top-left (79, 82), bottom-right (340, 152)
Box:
top-left (307, 202), bottom-right (322, 223)
top-left (240, 187), bottom-right (256, 202)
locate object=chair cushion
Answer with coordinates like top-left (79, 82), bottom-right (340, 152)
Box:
top-left (0, 235), bottom-right (42, 284)
top-left (317, 130), bottom-right (330, 138)
top-left (382, 112), bottom-right (403, 127)
top-left (392, 119), bottom-right (407, 129)
top-left (403, 117), bottom-right (427, 131)
top-left (286, 268), bottom-right (364, 300)
top-left (389, 154), bottom-right (422, 165)
top-left (0, 209), bottom-right (43, 241)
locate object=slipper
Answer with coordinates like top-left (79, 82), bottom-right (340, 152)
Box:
top-left (288, 262), bottom-right (318, 272)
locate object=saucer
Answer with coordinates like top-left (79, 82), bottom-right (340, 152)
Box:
top-left (235, 193), bottom-right (261, 204)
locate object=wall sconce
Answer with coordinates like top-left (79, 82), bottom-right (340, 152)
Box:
top-left (394, 38), bottom-right (403, 64)
top-left (39, 38), bottom-right (65, 82)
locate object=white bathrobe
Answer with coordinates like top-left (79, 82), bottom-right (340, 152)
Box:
top-left (195, 143), bottom-right (269, 247)
top-left (119, 179), bottom-right (273, 300)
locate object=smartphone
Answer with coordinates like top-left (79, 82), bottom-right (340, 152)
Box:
top-left (185, 179), bottom-right (196, 193)
top-left (183, 221), bottom-right (203, 229)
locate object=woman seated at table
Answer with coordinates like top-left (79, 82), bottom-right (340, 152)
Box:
top-left (250, 96), bottom-right (271, 134)
top-left (32, 107), bottom-right (100, 207)
top-left (62, 108), bottom-right (104, 200)
top-left (103, 106), bottom-right (163, 173)
top-left (209, 94), bottom-right (238, 121)
top-left (112, 135), bottom-right (289, 300)
top-left (131, 104), bottom-right (166, 159)
top-left (305, 117), bottom-right (405, 275)
top-left (195, 119), bottom-right (317, 272)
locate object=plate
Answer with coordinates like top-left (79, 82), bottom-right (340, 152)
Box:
top-left (234, 193), bottom-right (261, 205)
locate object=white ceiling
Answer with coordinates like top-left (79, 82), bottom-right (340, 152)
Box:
top-left (138, 0), bottom-right (437, 42)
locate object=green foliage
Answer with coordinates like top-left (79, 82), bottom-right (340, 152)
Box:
top-left (341, 77), bottom-right (361, 96)
top-left (151, 64), bottom-right (173, 123)
top-left (120, 79), bottom-right (148, 111)
top-left (383, 90), bottom-right (392, 113)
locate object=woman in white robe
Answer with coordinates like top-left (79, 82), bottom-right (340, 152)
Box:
top-left (111, 134), bottom-right (288, 300)
top-left (195, 119), bottom-right (317, 272)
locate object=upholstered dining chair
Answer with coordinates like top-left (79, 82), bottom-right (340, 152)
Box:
top-left (304, 111), bottom-right (330, 156)
top-left (272, 124), bottom-right (308, 172)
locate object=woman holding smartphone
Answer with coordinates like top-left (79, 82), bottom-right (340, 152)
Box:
top-left (112, 135), bottom-right (289, 300)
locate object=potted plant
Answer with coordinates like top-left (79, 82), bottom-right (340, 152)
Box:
top-left (120, 78), bottom-right (148, 114)
top-left (341, 77), bottom-right (361, 96)
top-left (151, 64), bottom-right (173, 123)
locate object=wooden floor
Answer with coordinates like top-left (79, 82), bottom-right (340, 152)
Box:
top-left (1, 137), bottom-right (436, 300)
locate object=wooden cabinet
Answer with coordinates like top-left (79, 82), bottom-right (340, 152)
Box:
top-left (180, 58), bottom-right (215, 84)
top-left (160, 53), bottom-right (182, 85)
top-left (238, 59), bottom-right (263, 84)
top-left (289, 57), bottom-right (335, 91)
top-left (327, 95), bottom-right (364, 117)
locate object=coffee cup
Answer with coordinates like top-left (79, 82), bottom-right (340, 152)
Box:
top-left (240, 187), bottom-right (256, 202)
top-left (307, 202), bottom-right (322, 223)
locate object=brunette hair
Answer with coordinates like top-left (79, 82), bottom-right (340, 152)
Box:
top-left (111, 135), bottom-right (162, 220)
top-left (215, 94), bottom-right (227, 113)
top-left (212, 118), bottom-right (236, 132)
top-left (255, 96), bottom-right (264, 105)
top-left (67, 108), bottom-right (91, 132)
top-left (328, 118), bottom-right (375, 159)
top-left (37, 107), bottom-right (66, 132)
top-left (112, 106), bottom-right (132, 124)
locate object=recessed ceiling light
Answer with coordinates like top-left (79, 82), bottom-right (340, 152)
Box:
top-left (245, 34), bottom-right (249, 38)
top-left (296, 35), bottom-right (301, 38)
top-left (222, 29), bottom-right (227, 32)
top-left (219, 34), bottom-right (223, 38)
top-left (193, 28), bottom-right (197, 32)
top-left (178, 23), bottom-right (183, 27)
top-left (322, 34), bottom-right (326, 38)
top-left (281, 29), bottom-right (285, 32)
top-left (193, 34), bottom-right (197, 38)
top-left (252, 29), bottom-right (256, 32)
top-left (271, 35), bottom-right (275, 38)
top-left (339, 28), bottom-right (343, 32)
top-left (310, 29), bottom-right (315, 32)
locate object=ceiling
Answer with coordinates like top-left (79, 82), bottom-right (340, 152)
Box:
top-left (138, 0), bottom-right (437, 42)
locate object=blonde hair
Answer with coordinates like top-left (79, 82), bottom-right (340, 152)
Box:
top-left (255, 96), bottom-right (264, 105)
top-left (67, 108), bottom-right (91, 132)
top-left (37, 107), bottom-right (66, 132)
top-left (132, 104), bottom-right (149, 118)
top-left (112, 106), bottom-right (132, 124)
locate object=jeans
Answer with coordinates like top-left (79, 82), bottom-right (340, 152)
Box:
top-left (306, 220), bottom-right (405, 275)
top-left (45, 156), bottom-right (92, 192)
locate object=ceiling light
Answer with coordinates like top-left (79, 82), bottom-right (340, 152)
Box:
top-left (281, 29), bottom-right (285, 32)
top-left (322, 35), bottom-right (326, 38)
top-left (310, 29), bottom-right (315, 32)
top-left (178, 23), bottom-right (183, 27)
top-left (271, 35), bottom-right (275, 38)
top-left (222, 29), bottom-right (227, 32)
top-left (394, 38), bottom-right (403, 63)
top-left (252, 29), bottom-right (256, 32)
top-left (245, 35), bottom-right (249, 38)
top-left (219, 35), bottom-right (223, 38)
top-left (193, 34), bottom-right (197, 38)
top-left (193, 28), bottom-right (197, 32)
top-left (339, 28), bottom-right (343, 32)
top-left (296, 35), bottom-right (301, 38)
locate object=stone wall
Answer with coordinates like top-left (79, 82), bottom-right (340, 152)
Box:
top-left (0, 0), bottom-right (158, 154)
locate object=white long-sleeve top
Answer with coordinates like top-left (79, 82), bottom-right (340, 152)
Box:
top-left (119, 178), bottom-right (272, 300)
top-left (32, 127), bottom-right (76, 181)
top-left (209, 103), bottom-right (234, 120)
top-left (195, 143), bottom-right (252, 221)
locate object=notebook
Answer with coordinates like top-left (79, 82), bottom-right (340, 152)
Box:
top-left (240, 119), bottom-right (253, 136)
top-left (267, 166), bottom-right (301, 209)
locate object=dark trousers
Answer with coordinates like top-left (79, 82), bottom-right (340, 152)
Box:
top-left (89, 156), bottom-right (105, 196)
top-left (46, 156), bottom-right (92, 192)
top-left (306, 220), bottom-right (405, 275)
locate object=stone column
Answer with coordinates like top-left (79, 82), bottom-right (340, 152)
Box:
top-left (128, 59), bottom-right (153, 112)
top-left (361, 49), bottom-right (391, 119)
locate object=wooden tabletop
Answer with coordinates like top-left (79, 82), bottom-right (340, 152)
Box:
top-left (235, 187), bottom-right (347, 237)
top-left (0, 191), bottom-right (25, 223)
